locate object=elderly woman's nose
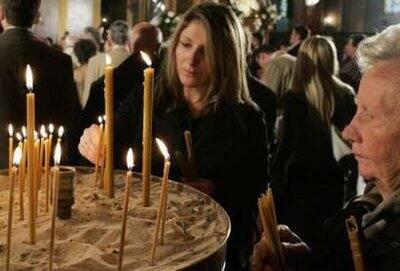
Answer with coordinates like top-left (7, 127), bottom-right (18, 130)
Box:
top-left (342, 119), bottom-right (361, 143)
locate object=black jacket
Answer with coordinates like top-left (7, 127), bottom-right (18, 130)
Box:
top-left (0, 28), bottom-right (80, 166)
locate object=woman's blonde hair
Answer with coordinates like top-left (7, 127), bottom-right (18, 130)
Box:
top-left (156, 3), bottom-right (252, 114)
top-left (292, 35), bottom-right (339, 124)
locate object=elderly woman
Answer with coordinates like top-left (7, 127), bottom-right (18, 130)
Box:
top-left (252, 24), bottom-right (400, 271)
top-left (79, 3), bottom-right (268, 270)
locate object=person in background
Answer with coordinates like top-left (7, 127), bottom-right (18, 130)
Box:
top-left (79, 4), bottom-right (268, 270)
top-left (288, 25), bottom-right (311, 57)
top-left (250, 32), bottom-right (263, 52)
top-left (73, 38), bottom-right (97, 108)
top-left (254, 44), bottom-right (276, 80)
top-left (272, 36), bottom-right (356, 251)
top-left (83, 20), bottom-right (130, 109)
top-left (0, 0), bottom-right (81, 166)
top-left (82, 26), bottom-right (102, 52)
top-left (339, 34), bottom-right (366, 93)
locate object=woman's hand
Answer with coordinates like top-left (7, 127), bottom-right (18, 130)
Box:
top-left (78, 124), bottom-right (102, 164)
top-left (250, 225), bottom-right (311, 271)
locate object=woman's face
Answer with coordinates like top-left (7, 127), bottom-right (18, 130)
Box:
top-left (175, 20), bottom-right (210, 89)
top-left (343, 63), bottom-right (400, 184)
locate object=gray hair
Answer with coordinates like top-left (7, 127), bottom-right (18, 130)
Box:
top-left (357, 24), bottom-right (400, 73)
top-left (109, 20), bottom-right (129, 45)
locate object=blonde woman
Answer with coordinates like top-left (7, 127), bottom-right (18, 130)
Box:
top-left (79, 3), bottom-right (268, 270)
top-left (271, 36), bottom-right (356, 251)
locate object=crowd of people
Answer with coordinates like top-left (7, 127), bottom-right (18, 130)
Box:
top-left (0, 0), bottom-right (400, 270)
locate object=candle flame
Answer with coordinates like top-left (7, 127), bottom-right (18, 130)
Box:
top-left (105, 54), bottom-right (112, 66)
top-left (34, 131), bottom-right (38, 140)
top-left (140, 51), bottom-right (152, 66)
top-left (156, 138), bottom-right (170, 160)
top-left (13, 146), bottom-right (22, 166)
top-left (54, 142), bottom-right (62, 166)
top-left (40, 125), bottom-right (46, 137)
top-left (8, 124), bottom-right (13, 137)
top-left (22, 126), bottom-right (27, 138)
top-left (16, 132), bottom-right (22, 142)
top-left (98, 116), bottom-right (103, 124)
top-left (48, 123), bottom-right (54, 134)
top-left (26, 64), bottom-right (33, 90)
top-left (58, 126), bottom-right (64, 138)
top-left (126, 148), bottom-right (134, 170)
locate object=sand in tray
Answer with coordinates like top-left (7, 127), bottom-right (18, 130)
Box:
top-left (0, 170), bottom-right (229, 270)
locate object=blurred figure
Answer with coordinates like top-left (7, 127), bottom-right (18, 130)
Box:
top-left (254, 45), bottom-right (276, 79)
top-left (288, 25), bottom-right (311, 57)
top-left (250, 32), bottom-right (263, 52)
top-left (83, 20), bottom-right (130, 108)
top-left (339, 34), bottom-right (367, 93)
top-left (73, 38), bottom-right (97, 108)
top-left (272, 36), bottom-right (356, 251)
top-left (79, 22), bottom-right (162, 142)
top-left (82, 26), bottom-right (102, 52)
top-left (0, 0), bottom-right (81, 166)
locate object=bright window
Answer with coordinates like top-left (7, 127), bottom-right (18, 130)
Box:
top-left (385, 0), bottom-right (400, 14)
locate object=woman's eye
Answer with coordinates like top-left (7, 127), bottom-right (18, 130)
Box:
top-left (180, 42), bottom-right (191, 48)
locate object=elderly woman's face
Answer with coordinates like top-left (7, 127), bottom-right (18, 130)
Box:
top-left (343, 64), bottom-right (400, 182)
top-left (175, 20), bottom-right (210, 89)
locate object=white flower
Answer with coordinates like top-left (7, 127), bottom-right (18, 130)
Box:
top-left (167, 11), bottom-right (175, 17)
top-left (165, 18), bottom-right (171, 24)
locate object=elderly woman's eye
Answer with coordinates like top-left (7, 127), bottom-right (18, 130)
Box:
top-left (180, 41), bottom-right (191, 48)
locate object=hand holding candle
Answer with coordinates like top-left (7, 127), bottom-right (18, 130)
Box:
top-left (150, 139), bottom-right (171, 265)
top-left (141, 51), bottom-right (154, 207)
top-left (49, 142), bottom-right (62, 271)
top-left (118, 148), bottom-right (134, 271)
top-left (5, 146), bottom-right (22, 271)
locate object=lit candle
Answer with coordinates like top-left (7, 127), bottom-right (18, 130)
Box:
top-left (104, 55), bottom-right (114, 198)
top-left (26, 64), bottom-right (36, 244)
top-left (16, 133), bottom-right (24, 221)
top-left (150, 138), bottom-right (171, 264)
top-left (49, 142), bottom-right (62, 271)
top-left (93, 116), bottom-right (104, 187)
top-left (8, 124), bottom-right (14, 176)
top-left (118, 148), bottom-right (134, 271)
top-left (5, 146), bottom-right (22, 271)
top-left (57, 126), bottom-right (64, 144)
top-left (141, 51), bottom-right (154, 207)
top-left (20, 127), bottom-right (27, 194)
top-left (44, 124), bottom-right (54, 212)
top-left (37, 125), bottom-right (47, 190)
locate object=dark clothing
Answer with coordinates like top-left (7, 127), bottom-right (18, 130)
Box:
top-left (115, 84), bottom-right (269, 270)
top-left (315, 186), bottom-right (400, 271)
top-left (79, 52), bottom-right (148, 135)
top-left (247, 74), bottom-right (277, 147)
top-left (0, 28), bottom-right (80, 166)
top-left (272, 86), bottom-right (356, 250)
top-left (339, 58), bottom-right (362, 93)
top-left (288, 43), bottom-right (301, 57)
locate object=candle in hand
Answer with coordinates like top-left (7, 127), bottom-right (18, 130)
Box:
top-left (6, 146), bottom-right (22, 271)
top-left (8, 124), bottom-right (14, 176)
top-left (49, 142), bottom-right (62, 271)
top-left (140, 51), bottom-right (154, 207)
top-left (118, 148), bottom-right (134, 271)
top-left (26, 64), bottom-right (36, 244)
top-left (104, 55), bottom-right (114, 198)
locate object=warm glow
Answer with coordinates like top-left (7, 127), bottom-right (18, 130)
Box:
top-left (126, 148), bottom-right (134, 170)
top-left (22, 126), bottom-right (27, 138)
top-left (305, 0), bottom-right (319, 6)
top-left (40, 125), bottom-right (47, 138)
top-left (323, 14), bottom-right (336, 25)
top-left (26, 64), bottom-right (33, 90)
top-left (106, 54), bottom-right (112, 66)
top-left (140, 51), bottom-right (152, 66)
top-left (98, 116), bottom-right (103, 124)
top-left (8, 124), bottom-right (13, 137)
top-left (48, 123), bottom-right (54, 134)
top-left (34, 131), bottom-right (38, 140)
top-left (103, 115), bottom-right (106, 122)
top-left (16, 132), bottom-right (22, 142)
top-left (58, 126), bottom-right (64, 138)
top-left (13, 146), bottom-right (22, 166)
top-left (54, 142), bottom-right (62, 166)
top-left (156, 138), bottom-right (170, 160)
